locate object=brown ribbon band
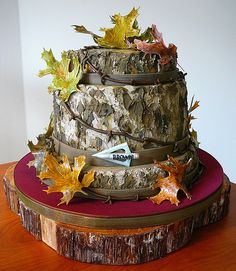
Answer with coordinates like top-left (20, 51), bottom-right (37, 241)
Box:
top-left (79, 70), bottom-right (186, 86)
top-left (15, 176), bottom-right (226, 229)
top-left (53, 136), bottom-right (190, 167)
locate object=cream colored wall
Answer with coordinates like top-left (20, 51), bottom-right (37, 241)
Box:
top-left (1, 0), bottom-right (236, 183)
top-left (0, 0), bottom-right (27, 163)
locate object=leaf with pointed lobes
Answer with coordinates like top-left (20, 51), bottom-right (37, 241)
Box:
top-left (72, 25), bottom-right (101, 43)
top-left (39, 153), bottom-right (94, 205)
top-left (126, 27), bottom-right (154, 46)
top-left (134, 24), bottom-right (177, 65)
top-left (28, 115), bottom-right (54, 153)
top-left (149, 156), bottom-right (192, 206)
top-left (38, 49), bottom-right (82, 101)
top-left (189, 96), bottom-right (200, 114)
top-left (96, 8), bottom-right (140, 48)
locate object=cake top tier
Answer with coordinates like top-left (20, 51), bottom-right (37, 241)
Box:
top-left (72, 8), bottom-right (177, 67)
top-left (38, 7), bottom-right (180, 100)
top-left (66, 48), bottom-right (179, 87)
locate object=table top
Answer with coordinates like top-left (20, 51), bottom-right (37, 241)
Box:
top-left (0, 162), bottom-right (236, 271)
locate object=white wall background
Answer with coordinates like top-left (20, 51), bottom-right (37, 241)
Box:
top-left (1, 0), bottom-right (236, 183)
top-left (0, 0), bottom-right (27, 162)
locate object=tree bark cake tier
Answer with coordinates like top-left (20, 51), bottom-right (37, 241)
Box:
top-left (29, 11), bottom-right (202, 209)
top-left (53, 80), bottom-right (188, 151)
top-left (51, 67), bottom-right (199, 198)
top-left (67, 48), bottom-right (163, 75)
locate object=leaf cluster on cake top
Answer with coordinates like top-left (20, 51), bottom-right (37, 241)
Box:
top-left (72, 7), bottom-right (177, 65)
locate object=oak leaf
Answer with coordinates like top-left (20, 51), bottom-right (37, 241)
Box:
top-left (38, 49), bottom-right (82, 101)
top-left (72, 25), bottom-right (101, 43)
top-left (73, 8), bottom-right (155, 49)
top-left (28, 115), bottom-right (54, 153)
top-left (39, 153), bottom-right (94, 205)
top-left (134, 24), bottom-right (177, 65)
top-left (187, 96), bottom-right (200, 146)
top-left (149, 156), bottom-right (191, 206)
top-left (96, 8), bottom-right (140, 48)
top-left (126, 27), bottom-right (154, 47)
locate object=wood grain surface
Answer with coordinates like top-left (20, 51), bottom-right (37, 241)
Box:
top-left (0, 162), bottom-right (236, 271)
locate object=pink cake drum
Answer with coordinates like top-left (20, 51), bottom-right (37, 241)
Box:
top-left (14, 149), bottom-right (224, 229)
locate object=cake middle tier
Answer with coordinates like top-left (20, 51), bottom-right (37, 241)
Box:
top-left (53, 79), bottom-right (188, 151)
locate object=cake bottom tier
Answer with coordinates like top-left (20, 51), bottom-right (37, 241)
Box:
top-left (52, 136), bottom-right (200, 200)
top-left (3, 150), bottom-right (231, 265)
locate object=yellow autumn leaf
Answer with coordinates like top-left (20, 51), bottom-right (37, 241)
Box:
top-left (39, 153), bottom-right (94, 205)
top-left (96, 8), bottom-right (140, 48)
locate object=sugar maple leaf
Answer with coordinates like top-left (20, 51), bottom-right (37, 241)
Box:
top-left (96, 8), bottom-right (140, 48)
top-left (38, 49), bottom-right (82, 101)
top-left (39, 154), bottom-right (94, 205)
top-left (149, 156), bottom-right (191, 206)
top-left (134, 24), bottom-right (177, 65)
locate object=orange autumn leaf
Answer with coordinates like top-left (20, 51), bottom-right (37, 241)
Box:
top-left (188, 96), bottom-right (200, 124)
top-left (189, 100), bottom-right (200, 113)
top-left (134, 24), bottom-right (177, 65)
top-left (39, 153), bottom-right (94, 205)
top-left (149, 156), bottom-right (191, 206)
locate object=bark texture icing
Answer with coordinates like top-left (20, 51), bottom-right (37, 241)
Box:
top-left (52, 48), bottom-right (199, 194)
top-left (53, 80), bottom-right (188, 151)
top-left (67, 48), bottom-right (161, 74)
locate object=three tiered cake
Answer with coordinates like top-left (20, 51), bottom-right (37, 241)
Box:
top-left (3, 8), bottom-right (230, 265)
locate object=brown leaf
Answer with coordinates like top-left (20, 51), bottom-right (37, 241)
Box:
top-left (149, 156), bottom-right (191, 206)
top-left (134, 24), bottom-right (177, 65)
top-left (189, 96), bottom-right (200, 114)
top-left (28, 116), bottom-right (54, 153)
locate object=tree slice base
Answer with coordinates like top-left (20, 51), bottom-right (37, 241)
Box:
top-left (3, 160), bottom-right (231, 265)
top-left (3, 164), bottom-right (19, 214)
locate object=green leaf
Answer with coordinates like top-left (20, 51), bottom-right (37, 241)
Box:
top-left (190, 129), bottom-right (200, 147)
top-left (38, 49), bottom-right (82, 101)
top-left (127, 27), bottom-right (154, 44)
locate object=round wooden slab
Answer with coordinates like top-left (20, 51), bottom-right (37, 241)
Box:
top-left (3, 150), bottom-right (231, 265)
